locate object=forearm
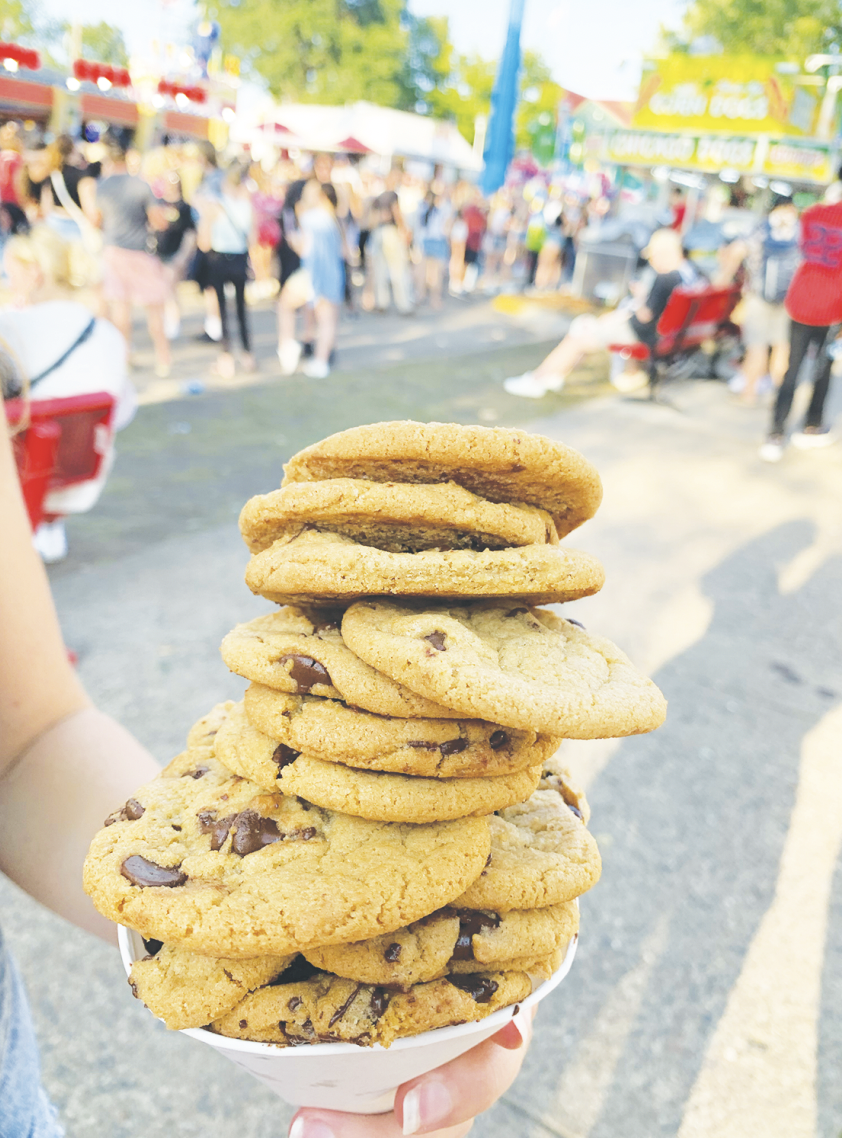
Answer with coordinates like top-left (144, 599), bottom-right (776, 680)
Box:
top-left (0, 708), bottom-right (159, 942)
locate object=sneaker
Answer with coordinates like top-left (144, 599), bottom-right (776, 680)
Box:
top-left (277, 340), bottom-right (302, 376)
top-left (503, 372), bottom-right (564, 398)
top-left (33, 519), bottom-right (68, 563)
top-left (759, 434), bottom-right (785, 463)
top-left (204, 316), bottom-right (222, 342)
top-left (611, 368), bottom-right (649, 394)
top-left (302, 357), bottom-right (330, 379)
top-left (791, 425), bottom-right (836, 449)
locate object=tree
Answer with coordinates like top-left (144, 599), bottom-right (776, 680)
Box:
top-left (79, 21), bottom-right (129, 66)
top-left (207, 0), bottom-right (414, 107)
top-left (516, 51), bottom-right (563, 151)
top-left (667, 0), bottom-right (842, 59)
top-left (0, 0), bottom-right (36, 42)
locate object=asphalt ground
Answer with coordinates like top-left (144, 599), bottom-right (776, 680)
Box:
top-left (2, 301), bottom-right (842, 1138)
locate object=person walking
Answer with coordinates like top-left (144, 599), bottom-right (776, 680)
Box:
top-left (418, 189), bottom-right (450, 309)
top-left (759, 191), bottom-right (842, 461)
top-left (154, 172), bottom-right (197, 342)
top-left (369, 170), bottom-right (413, 314)
top-left (95, 133), bottom-right (171, 376)
top-left (199, 159), bottom-right (255, 379)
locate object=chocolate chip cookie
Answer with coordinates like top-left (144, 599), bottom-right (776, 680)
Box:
top-left (235, 685), bottom-right (558, 779)
top-left (281, 421), bottom-right (602, 538)
top-left (453, 788), bottom-right (602, 912)
top-left (239, 479), bottom-right (559, 554)
top-left (84, 736), bottom-right (491, 958)
top-left (129, 940), bottom-right (294, 1030)
top-left (341, 601), bottom-right (666, 737)
top-left (271, 753), bottom-right (544, 823)
top-left (210, 963), bottom-right (532, 1048)
top-left (244, 529), bottom-right (605, 607)
top-left (304, 900), bottom-right (578, 988)
top-left (220, 607), bottom-right (459, 719)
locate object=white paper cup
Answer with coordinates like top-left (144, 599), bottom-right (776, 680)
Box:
top-left (118, 926), bottom-right (577, 1114)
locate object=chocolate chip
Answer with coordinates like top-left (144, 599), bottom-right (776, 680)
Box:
top-left (407, 740), bottom-right (439, 750)
top-left (512, 1004), bottom-right (520, 1016)
top-left (489, 730), bottom-right (509, 750)
top-left (181, 765), bottom-right (209, 780)
top-left (273, 744), bottom-right (301, 771)
top-left (197, 810), bottom-right (237, 851)
top-left (566, 617), bottom-right (585, 629)
top-left (384, 942), bottom-right (402, 962)
top-left (451, 910), bottom-right (501, 960)
top-left (370, 987), bottom-right (390, 1018)
top-left (171, 824), bottom-right (182, 832)
top-left (142, 938), bottom-right (163, 956)
top-left (230, 810), bottom-right (282, 856)
top-left (120, 855), bottom-right (187, 888)
top-left (439, 738), bottom-right (468, 756)
top-left (485, 853), bottom-right (492, 867)
top-left (297, 826), bottom-right (317, 841)
top-left (447, 975), bottom-right (499, 1003)
top-left (288, 996), bottom-right (303, 1012)
top-left (310, 613), bottom-right (341, 633)
top-left (424, 631), bottom-right (447, 651)
top-left (568, 803), bottom-right (583, 819)
top-left (239, 1019), bottom-right (248, 1029)
top-left (124, 798), bottom-right (145, 820)
top-left (278, 654), bottom-right (332, 693)
top-left (329, 983), bottom-right (362, 1027)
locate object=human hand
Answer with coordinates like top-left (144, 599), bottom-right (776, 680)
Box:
top-left (288, 1010), bottom-right (533, 1137)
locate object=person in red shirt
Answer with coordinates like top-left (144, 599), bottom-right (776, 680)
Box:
top-left (760, 195), bottom-right (842, 461)
top-left (461, 199), bottom-right (487, 291)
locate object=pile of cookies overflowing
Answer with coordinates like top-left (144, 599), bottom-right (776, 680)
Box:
top-left (84, 422), bottom-right (666, 1049)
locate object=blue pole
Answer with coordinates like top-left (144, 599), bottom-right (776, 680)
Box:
top-left (480, 0), bottom-right (526, 195)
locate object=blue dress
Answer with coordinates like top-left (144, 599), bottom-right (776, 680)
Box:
top-left (301, 209), bottom-right (345, 305)
top-left (0, 925), bottom-right (65, 1137)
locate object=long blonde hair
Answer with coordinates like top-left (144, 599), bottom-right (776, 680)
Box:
top-left (5, 225), bottom-right (74, 291)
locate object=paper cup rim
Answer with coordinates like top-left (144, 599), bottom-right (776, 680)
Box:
top-left (118, 925), bottom-right (577, 1057)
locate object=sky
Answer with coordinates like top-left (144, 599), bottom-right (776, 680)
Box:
top-left (37, 0), bottom-right (685, 102)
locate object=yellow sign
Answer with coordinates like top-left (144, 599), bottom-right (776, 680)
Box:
top-left (634, 56), bottom-right (817, 138)
top-left (603, 130), bottom-right (833, 184)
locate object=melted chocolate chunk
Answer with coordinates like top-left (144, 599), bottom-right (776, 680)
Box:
top-left (568, 803), bottom-right (584, 820)
top-left (452, 910), bottom-right (501, 960)
top-left (424, 631), bottom-right (447, 651)
top-left (329, 983), bottom-right (363, 1028)
top-left (296, 826), bottom-right (317, 841)
top-left (272, 743), bottom-right (301, 771)
top-left (272, 957), bottom-right (320, 985)
top-left (566, 617), bottom-right (585, 630)
top-left (489, 730), bottom-right (509, 750)
top-left (447, 975), bottom-right (499, 1003)
top-left (181, 765), bottom-right (209, 780)
top-left (310, 612), bottom-right (342, 633)
top-left (197, 810), bottom-right (237, 851)
top-left (142, 938), bottom-right (163, 957)
top-left (120, 855), bottom-right (187, 888)
top-left (370, 987), bottom-right (390, 1018)
top-left (105, 798), bottom-right (146, 826)
top-left (506, 607), bottom-right (528, 617)
top-left (239, 1019), bottom-right (248, 1029)
top-left (230, 810), bottom-right (282, 856)
top-left (384, 942), bottom-right (402, 962)
top-left (407, 740), bottom-right (439, 751)
top-left (287, 996), bottom-right (303, 1012)
top-left (279, 654), bottom-right (332, 693)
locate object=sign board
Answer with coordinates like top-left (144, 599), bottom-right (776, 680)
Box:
top-left (603, 130), bottom-right (834, 183)
top-left (634, 56), bottom-right (818, 138)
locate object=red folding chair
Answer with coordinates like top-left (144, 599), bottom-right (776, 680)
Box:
top-left (6, 392), bottom-right (116, 530)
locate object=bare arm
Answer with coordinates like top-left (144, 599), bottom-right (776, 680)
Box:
top-left (77, 175), bottom-right (98, 226)
top-left (0, 411), bottom-right (159, 941)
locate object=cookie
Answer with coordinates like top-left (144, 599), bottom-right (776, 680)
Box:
top-left (304, 900), bottom-right (579, 988)
top-left (281, 421), bottom-right (602, 538)
top-left (239, 479), bottom-right (559, 554)
top-left (271, 753), bottom-right (544, 823)
top-left (220, 607), bottom-right (460, 719)
top-left (452, 789), bottom-right (601, 912)
top-left (539, 754), bottom-right (591, 824)
top-left (84, 734), bottom-right (492, 958)
top-left (244, 528), bottom-right (605, 607)
top-left (236, 685), bottom-right (558, 779)
top-left (129, 941), bottom-right (294, 1030)
top-left (209, 964), bottom-right (532, 1048)
top-left (341, 601), bottom-right (666, 737)
top-left (450, 945), bottom-right (568, 982)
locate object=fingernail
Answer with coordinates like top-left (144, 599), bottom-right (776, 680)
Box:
top-left (402, 1081), bottom-right (453, 1135)
top-left (289, 1117), bottom-right (336, 1138)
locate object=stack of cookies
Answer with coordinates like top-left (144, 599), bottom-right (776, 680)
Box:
top-left (83, 422), bottom-right (666, 1049)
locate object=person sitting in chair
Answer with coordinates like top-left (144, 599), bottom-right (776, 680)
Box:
top-left (503, 228), bottom-right (700, 398)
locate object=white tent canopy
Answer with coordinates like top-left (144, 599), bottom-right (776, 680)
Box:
top-left (256, 101), bottom-right (481, 170)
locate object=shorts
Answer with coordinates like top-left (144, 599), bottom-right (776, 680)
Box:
top-left (568, 309), bottom-right (637, 352)
top-left (102, 246), bottom-right (170, 307)
top-left (422, 236), bottom-right (449, 260)
top-left (464, 247), bottom-right (480, 266)
top-left (741, 294), bottom-right (789, 348)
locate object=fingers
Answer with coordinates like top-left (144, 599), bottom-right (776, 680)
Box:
top-left (288, 1110), bottom-right (472, 1137)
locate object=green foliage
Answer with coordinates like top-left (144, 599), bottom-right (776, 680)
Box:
top-left (79, 21), bottom-right (129, 66)
top-left (517, 51), bottom-right (563, 151)
top-left (669, 0), bottom-right (842, 58)
top-left (0, 0), bottom-right (36, 42)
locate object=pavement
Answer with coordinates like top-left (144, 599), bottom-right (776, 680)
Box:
top-left (2, 295), bottom-right (842, 1138)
